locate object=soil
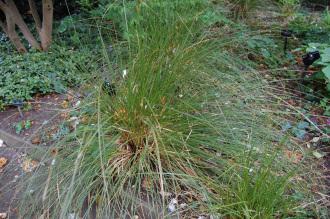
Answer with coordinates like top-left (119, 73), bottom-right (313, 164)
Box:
top-left (0, 92), bottom-right (79, 218)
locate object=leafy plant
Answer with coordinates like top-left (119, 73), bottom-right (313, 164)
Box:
top-left (288, 11), bottom-right (330, 44)
top-left (245, 35), bottom-right (281, 67)
top-left (304, 43), bottom-right (330, 93)
top-left (322, 7), bottom-right (330, 29)
top-left (0, 45), bottom-right (94, 109)
top-left (14, 120), bottom-right (32, 134)
top-left (320, 97), bottom-right (330, 116)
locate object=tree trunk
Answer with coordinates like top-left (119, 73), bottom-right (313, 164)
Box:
top-left (40, 0), bottom-right (53, 51)
top-left (0, 0), bottom-right (54, 52)
top-left (5, 0), bottom-right (41, 50)
top-left (0, 1), bottom-right (27, 52)
top-left (28, 0), bottom-right (41, 33)
top-left (6, 14), bottom-right (27, 53)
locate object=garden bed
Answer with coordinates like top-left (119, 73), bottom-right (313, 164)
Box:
top-left (0, 92), bottom-right (80, 218)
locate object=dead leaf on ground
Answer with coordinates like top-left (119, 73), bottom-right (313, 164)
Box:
top-left (81, 116), bottom-right (89, 124)
top-left (31, 136), bottom-right (41, 145)
top-left (284, 150), bottom-right (303, 164)
top-left (51, 148), bottom-right (58, 156)
top-left (142, 177), bottom-right (152, 190)
top-left (0, 157), bottom-right (8, 168)
top-left (60, 112), bottom-right (70, 119)
top-left (61, 100), bottom-right (69, 109)
top-left (67, 94), bottom-right (74, 101)
top-left (22, 159), bottom-right (38, 172)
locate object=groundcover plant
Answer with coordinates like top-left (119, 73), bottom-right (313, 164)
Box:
top-left (17, 0), bottom-right (324, 218)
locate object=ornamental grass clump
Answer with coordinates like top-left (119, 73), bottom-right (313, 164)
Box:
top-left (18, 0), bottom-right (314, 218)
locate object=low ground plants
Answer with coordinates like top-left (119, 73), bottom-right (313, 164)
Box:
top-left (0, 45), bottom-right (94, 109)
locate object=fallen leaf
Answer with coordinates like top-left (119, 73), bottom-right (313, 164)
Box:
top-left (67, 94), bottom-right (74, 101)
top-left (50, 148), bottom-right (58, 156)
top-left (31, 136), bottom-right (41, 145)
top-left (61, 100), bottom-right (69, 109)
top-left (284, 150), bottom-right (303, 164)
top-left (60, 112), bottom-right (69, 119)
top-left (312, 151), bottom-right (324, 159)
top-left (295, 57), bottom-right (303, 64)
top-left (22, 159), bottom-right (38, 172)
top-left (81, 116), bottom-right (88, 124)
top-left (0, 157), bottom-right (8, 168)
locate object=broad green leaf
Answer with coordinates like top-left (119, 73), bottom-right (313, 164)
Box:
top-left (312, 151), bottom-right (324, 159)
top-left (321, 48), bottom-right (330, 62)
top-left (322, 65), bottom-right (330, 80)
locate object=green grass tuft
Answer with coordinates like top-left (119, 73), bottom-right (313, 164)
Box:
top-left (17, 0), bottom-right (326, 218)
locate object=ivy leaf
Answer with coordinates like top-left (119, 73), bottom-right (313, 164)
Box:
top-left (326, 83), bottom-right (330, 92)
top-left (58, 22), bottom-right (68, 33)
top-left (297, 121), bottom-right (309, 129)
top-left (322, 65), bottom-right (330, 80)
top-left (15, 122), bottom-right (23, 134)
top-left (321, 48), bottom-right (330, 62)
top-left (25, 120), bottom-right (32, 129)
top-left (281, 121), bottom-right (292, 132)
top-left (292, 128), bottom-right (307, 140)
top-left (261, 48), bottom-right (270, 58)
top-left (312, 151), bottom-right (324, 159)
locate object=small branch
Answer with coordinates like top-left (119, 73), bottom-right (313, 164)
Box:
top-left (28, 0), bottom-right (41, 33)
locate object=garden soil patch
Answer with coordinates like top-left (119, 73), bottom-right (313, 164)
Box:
top-left (0, 92), bottom-right (79, 218)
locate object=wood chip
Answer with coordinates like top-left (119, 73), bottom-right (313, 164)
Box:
top-left (0, 157), bottom-right (8, 168)
top-left (22, 159), bottom-right (38, 172)
top-left (31, 136), bottom-right (41, 145)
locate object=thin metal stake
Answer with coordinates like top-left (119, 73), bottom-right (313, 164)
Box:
top-left (17, 106), bottom-right (23, 118)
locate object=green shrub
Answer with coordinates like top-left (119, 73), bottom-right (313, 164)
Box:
top-left (288, 12), bottom-right (330, 44)
top-left (17, 0), bottom-right (324, 218)
top-left (322, 8), bottom-right (330, 28)
top-left (217, 155), bottom-right (293, 218)
top-left (0, 45), bottom-right (93, 107)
